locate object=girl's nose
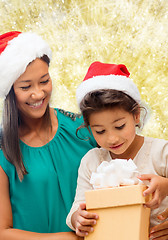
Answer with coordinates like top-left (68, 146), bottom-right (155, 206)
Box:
top-left (107, 133), bottom-right (119, 144)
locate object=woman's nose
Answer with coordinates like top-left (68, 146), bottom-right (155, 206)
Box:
top-left (31, 88), bottom-right (44, 99)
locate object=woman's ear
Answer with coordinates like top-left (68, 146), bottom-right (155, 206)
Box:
top-left (134, 108), bottom-right (141, 125)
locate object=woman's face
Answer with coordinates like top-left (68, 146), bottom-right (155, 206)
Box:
top-left (13, 58), bottom-right (52, 120)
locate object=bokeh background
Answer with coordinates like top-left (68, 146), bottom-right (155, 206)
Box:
top-left (0, 0), bottom-right (168, 138)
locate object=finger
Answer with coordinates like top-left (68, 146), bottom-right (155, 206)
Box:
top-left (79, 202), bottom-right (86, 211)
top-left (79, 208), bottom-right (99, 220)
top-left (144, 195), bottom-right (160, 209)
top-left (77, 223), bottom-right (94, 233)
top-left (144, 201), bottom-right (160, 209)
top-left (157, 209), bottom-right (168, 220)
top-left (149, 229), bottom-right (168, 239)
top-left (78, 215), bottom-right (97, 227)
top-left (144, 190), bottom-right (162, 209)
top-left (76, 227), bottom-right (89, 237)
top-left (138, 174), bottom-right (153, 180)
top-left (150, 221), bottom-right (168, 233)
top-left (76, 220), bottom-right (95, 234)
top-left (143, 186), bottom-right (156, 197)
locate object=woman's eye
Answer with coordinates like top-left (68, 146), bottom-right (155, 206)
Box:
top-left (41, 79), bottom-right (49, 84)
top-left (116, 124), bottom-right (125, 130)
top-left (20, 86), bottom-right (30, 90)
top-left (96, 130), bottom-right (105, 134)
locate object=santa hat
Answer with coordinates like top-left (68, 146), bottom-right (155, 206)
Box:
top-left (76, 61), bottom-right (141, 106)
top-left (0, 31), bottom-right (52, 99)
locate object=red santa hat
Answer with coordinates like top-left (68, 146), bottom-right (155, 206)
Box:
top-left (76, 61), bottom-right (141, 105)
top-left (0, 31), bottom-right (52, 99)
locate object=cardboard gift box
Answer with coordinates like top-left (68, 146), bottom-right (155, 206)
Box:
top-left (85, 184), bottom-right (151, 240)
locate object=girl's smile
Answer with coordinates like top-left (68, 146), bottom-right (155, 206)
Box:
top-left (109, 142), bottom-right (124, 150)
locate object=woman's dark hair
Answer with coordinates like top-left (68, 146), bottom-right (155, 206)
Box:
top-left (78, 89), bottom-right (146, 132)
top-left (1, 55), bottom-right (51, 181)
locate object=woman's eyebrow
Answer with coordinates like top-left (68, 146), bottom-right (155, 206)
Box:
top-left (41, 73), bottom-right (49, 79)
top-left (19, 73), bottom-right (49, 82)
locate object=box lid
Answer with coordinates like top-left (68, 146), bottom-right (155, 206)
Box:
top-left (85, 184), bottom-right (150, 210)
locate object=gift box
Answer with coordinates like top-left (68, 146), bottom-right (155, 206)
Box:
top-left (85, 184), bottom-right (151, 240)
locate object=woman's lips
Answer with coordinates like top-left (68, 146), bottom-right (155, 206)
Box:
top-left (27, 99), bottom-right (44, 108)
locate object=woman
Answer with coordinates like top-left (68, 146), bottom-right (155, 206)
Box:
top-left (0, 31), bottom-right (96, 239)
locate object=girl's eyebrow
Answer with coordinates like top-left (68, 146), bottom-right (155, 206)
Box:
top-left (91, 117), bottom-right (125, 127)
top-left (113, 117), bottom-right (125, 123)
top-left (91, 124), bottom-right (104, 127)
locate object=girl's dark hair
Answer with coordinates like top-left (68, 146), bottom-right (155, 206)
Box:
top-left (78, 89), bottom-right (146, 131)
top-left (1, 55), bottom-right (51, 181)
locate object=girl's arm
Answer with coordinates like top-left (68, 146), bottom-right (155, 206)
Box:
top-left (66, 149), bottom-right (100, 235)
top-left (138, 174), bottom-right (168, 209)
top-left (71, 203), bottom-right (98, 237)
top-left (0, 167), bottom-right (82, 240)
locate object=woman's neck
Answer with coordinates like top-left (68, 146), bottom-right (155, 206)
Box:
top-left (19, 108), bottom-right (58, 147)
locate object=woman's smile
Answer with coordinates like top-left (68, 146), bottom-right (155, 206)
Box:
top-left (27, 99), bottom-right (44, 108)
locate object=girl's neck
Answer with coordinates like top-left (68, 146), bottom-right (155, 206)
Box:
top-left (110, 135), bottom-right (144, 160)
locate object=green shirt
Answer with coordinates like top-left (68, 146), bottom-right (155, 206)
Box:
top-left (0, 108), bottom-right (96, 233)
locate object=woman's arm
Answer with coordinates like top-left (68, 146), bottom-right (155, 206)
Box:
top-left (149, 209), bottom-right (168, 239)
top-left (0, 167), bottom-right (82, 240)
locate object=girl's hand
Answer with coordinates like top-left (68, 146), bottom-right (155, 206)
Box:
top-left (71, 203), bottom-right (99, 237)
top-left (149, 209), bottom-right (168, 239)
top-left (138, 174), bottom-right (168, 209)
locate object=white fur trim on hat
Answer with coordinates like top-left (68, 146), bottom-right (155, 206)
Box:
top-left (0, 32), bottom-right (52, 99)
top-left (76, 74), bottom-right (141, 106)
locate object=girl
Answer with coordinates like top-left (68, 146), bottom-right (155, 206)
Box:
top-left (0, 31), bottom-right (97, 239)
top-left (66, 61), bottom-right (168, 239)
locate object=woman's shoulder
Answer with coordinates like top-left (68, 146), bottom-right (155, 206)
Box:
top-left (55, 108), bottom-right (82, 122)
top-left (0, 148), bottom-right (15, 177)
top-left (52, 108), bottom-right (96, 146)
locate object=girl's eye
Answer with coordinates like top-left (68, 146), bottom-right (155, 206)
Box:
top-left (95, 130), bottom-right (105, 134)
top-left (116, 124), bottom-right (125, 130)
top-left (41, 79), bottom-right (49, 84)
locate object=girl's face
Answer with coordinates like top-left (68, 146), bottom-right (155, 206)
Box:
top-left (89, 107), bottom-right (140, 159)
top-left (13, 58), bottom-right (52, 120)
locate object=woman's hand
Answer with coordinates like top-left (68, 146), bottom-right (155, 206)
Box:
top-left (71, 203), bottom-right (99, 237)
top-left (138, 174), bottom-right (168, 209)
top-left (149, 209), bottom-right (168, 239)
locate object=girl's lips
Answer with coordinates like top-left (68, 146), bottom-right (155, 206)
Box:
top-left (110, 143), bottom-right (124, 149)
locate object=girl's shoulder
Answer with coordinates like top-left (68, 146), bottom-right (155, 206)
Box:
top-left (142, 136), bottom-right (168, 159)
top-left (81, 147), bottom-right (110, 164)
top-left (79, 147), bottom-right (111, 174)
top-left (144, 136), bottom-right (168, 147)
